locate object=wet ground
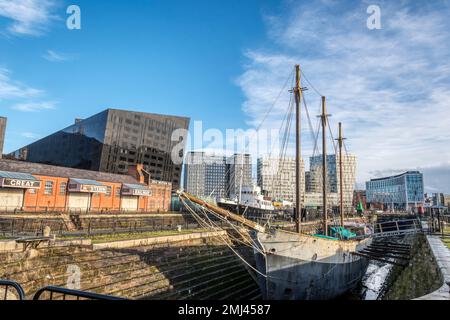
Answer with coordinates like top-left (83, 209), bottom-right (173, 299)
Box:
top-left (343, 261), bottom-right (393, 300)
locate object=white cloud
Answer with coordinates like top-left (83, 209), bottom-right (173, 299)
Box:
top-left (43, 50), bottom-right (72, 62)
top-left (0, 68), bottom-right (55, 112)
top-left (0, 0), bottom-right (58, 36)
top-left (12, 101), bottom-right (56, 112)
top-left (20, 131), bottom-right (39, 139)
top-left (236, 1), bottom-right (450, 191)
top-left (0, 68), bottom-right (42, 99)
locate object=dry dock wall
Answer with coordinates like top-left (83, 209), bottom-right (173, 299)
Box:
top-left (0, 231), bottom-right (260, 300)
top-left (414, 236), bottom-right (450, 300)
top-left (381, 234), bottom-right (444, 300)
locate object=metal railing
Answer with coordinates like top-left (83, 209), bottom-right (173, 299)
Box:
top-left (0, 206), bottom-right (178, 215)
top-left (0, 280), bottom-right (26, 300)
top-left (0, 214), bottom-right (202, 238)
top-left (372, 218), bottom-right (421, 238)
top-left (32, 286), bottom-right (127, 300)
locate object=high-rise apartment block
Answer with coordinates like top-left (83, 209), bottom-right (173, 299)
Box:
top-left (183, 152), bottom-right (252, 199)
top-left (305, 154), bottom-right (357, 212)
top-left (257, 156), bottom-right (304, 203)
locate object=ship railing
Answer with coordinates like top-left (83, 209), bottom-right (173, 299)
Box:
top-left (372, 218), bottom-right (421, 238)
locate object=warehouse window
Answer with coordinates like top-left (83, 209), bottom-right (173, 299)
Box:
top-left (44, 181), bottom-right (54, 195)
top-left (59, 182), bottom-right (67, 195)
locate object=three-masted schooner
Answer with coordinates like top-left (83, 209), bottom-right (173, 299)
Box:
top-left (178, 65), bottom-right (371, 300)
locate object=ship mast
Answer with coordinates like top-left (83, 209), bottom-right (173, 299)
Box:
top-left (336, 122), bottom-right (346, 227)
top-left (294, 65), bottom-right (303, 234)
top-left (321, 96), bottom-right (329, 236)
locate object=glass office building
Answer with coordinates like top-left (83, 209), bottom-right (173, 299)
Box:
top-left (366, 171), bottom-right (424, 210)
top-left (8, 109), bottom-right (190, 190)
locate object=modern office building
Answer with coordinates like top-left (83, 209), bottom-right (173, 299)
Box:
top-left (183, 152), bottom-right (252, 199)
top-left (8, 109), bottom-right (190, 190)
top-left (257, 156), bottom-right (305, 203)
top-left (444, 195), bottom-right (450, 210)
top-left (366, 171), bottom-right (424, 210)
top-left (228, 153), bottom-right (252, 199)
top-left (183, 152), bottom-right (228, 199)
top-left (0, 117), bottom-right (6, 159)
top-left (308, 154), bottom-right (357, 212)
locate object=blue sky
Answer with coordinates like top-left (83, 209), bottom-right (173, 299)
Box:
top-left (0, 0), bottom-right (450, 192)
top-left (0, 0), bottom-right (275, 148)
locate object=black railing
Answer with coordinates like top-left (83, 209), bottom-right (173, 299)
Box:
top-left (33, 286), bottom-right (127, 300)
top-left (0, 280), bottom-right (26, 300)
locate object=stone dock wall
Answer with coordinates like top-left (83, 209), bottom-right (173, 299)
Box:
top-left (381, 233), bottom-right (443, 300)
top-left (0, 231), bottom-right (261, 300)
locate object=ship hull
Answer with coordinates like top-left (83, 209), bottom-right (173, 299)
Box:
top-left (254, 230), bottom-right (370, 300)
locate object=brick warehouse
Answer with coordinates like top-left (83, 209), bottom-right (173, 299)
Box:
top-left (0, 159), bottom-right (171, 213)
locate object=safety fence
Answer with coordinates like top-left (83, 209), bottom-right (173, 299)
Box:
top-left (0, 280), bottom-right (125, 300)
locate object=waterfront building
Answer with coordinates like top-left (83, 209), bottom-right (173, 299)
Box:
top-left (303, 192), bottom-right (338, 208)
top-left (256, 156), bottom-right (304, 203)
top-left (8, 109), bottom-right (190, 190)
top-left (444, 195), bottom-right (450, 210)
top-left (183, 152), bottom-right (228, 199)
top-left (352, 190), bottom-right (367, 210)
top-left (227, 153), bottom-right (252, 199)
top-left (183, 152), bottom-right (251, 200)
top-left (308, 154), bottom-right (357, 212)
top-left (0, 117), bottom-right (6, 159)
top-left (366, 171), bottom-right (424, 210)
top-left (0, 159), bottom-right (171, 212)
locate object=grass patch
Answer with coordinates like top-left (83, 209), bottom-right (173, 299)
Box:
top-left (60, 228), bottom-right (209, 244)
top-left (441, 227), bottom-right (450, 249)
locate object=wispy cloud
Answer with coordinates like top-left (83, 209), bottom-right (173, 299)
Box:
top-left (236, 1), bottom-right (450, 191)
top-left (0, 68), bottom-right (56, 113)
top-left (12, 101), bottom-right (56, 112)
top-left (0, 0), bottom-right (58, 36)
top-left (0, 68), bottom-right (42, 99)
top-left (43, 50), bottom-right (72, 62)
top-left (20, 131), bottom-right (39, 139)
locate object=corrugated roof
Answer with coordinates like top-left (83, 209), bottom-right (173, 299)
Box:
top-left (123, 183), bottom-right (150, 190)
top-left (0, 159), bottom-right (138, 184)
top-left (0, 170), bottom-right (38, 181)
top-left (70, 178), bottom-right (104, 186)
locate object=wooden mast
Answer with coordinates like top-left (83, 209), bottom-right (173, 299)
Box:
top-left (294, 65), bottom-right (302, 234)
top-left (321, 96), bottom-right (328, 236)
top-left (337, 122), bottom-right (346, 227)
